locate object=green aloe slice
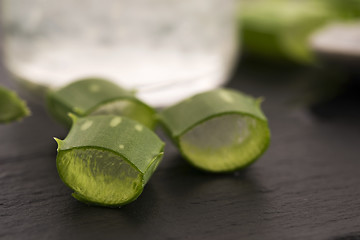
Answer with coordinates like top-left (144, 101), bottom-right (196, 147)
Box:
top-left (241, 0), bottom-right (336, 64)
top-left (159, 88), bottom-right (270, 172)
top-left (55, 115), bottom-right (164, 207)
top-left (47, 78), bottom-right (156, 129)
top-left (0, 86), bottom-right (30, 123)
top-left (324, 0), bottom-right (360, 19)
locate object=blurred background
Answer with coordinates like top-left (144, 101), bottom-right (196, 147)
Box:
top-left (0, 0), bottom-right (237, 106)
top-left (239, 0), bottom-right (360, 110)
top-left (0, 0), bottom-right (359, 108)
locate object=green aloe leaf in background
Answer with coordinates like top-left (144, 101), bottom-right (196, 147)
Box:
top-left (240, 0), bottom-right (360, 64)
top-left (0, 85), bottom-right (30, 123)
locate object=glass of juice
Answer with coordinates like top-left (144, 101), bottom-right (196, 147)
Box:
top-left (0, 0), bottom-right (238, 106)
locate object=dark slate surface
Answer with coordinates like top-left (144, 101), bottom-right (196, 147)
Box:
top-left (1, 58), bottom-right (360, 240)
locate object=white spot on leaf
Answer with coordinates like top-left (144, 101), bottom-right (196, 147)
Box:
top-left (73, 107), bottom-right (84, 114)
top-left (119, 144), bottom-right (125, 149)
top-left (219, 91), bottom-right (233, 103)
top-left (185, 97), bottom-right (193, 103)
top-left (110, 117), bottom-right (122, 127)
top-left (89, 84), bottom-right (100, 92)
top-left (81, 120), bottom-right (93, 131)
top-left (135, 124), bottom-right (143, 132)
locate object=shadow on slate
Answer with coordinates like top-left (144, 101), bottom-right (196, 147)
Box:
top-left (310, 80), bottom-right (360, 121)
top-left (332, 233), bottom-right (360, 240)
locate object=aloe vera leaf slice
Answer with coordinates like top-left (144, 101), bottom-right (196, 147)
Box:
top-left (241, 0), bottom-right (336, 64)
top-left (159, 88), bottom-right (270, 172)
top-left (55, 115), bottom-right (164, 207)
top-left (47, 78), bottom-right (156, 129)
top-left (0, 86), bottom-right (30, 123)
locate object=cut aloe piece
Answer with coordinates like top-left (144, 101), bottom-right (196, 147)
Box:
top-left (0, 86), bottom-right (30, 123)
top-left (241, 0), bottom-right (336, 64)
top-left (159, 88), bottom-right (270, 172)
top-left (55, 115), bottom-right (164, 207)
top-left (47, 78), bottom-right (156, 129)
top-left (324, 0), bottom-right (360, 19)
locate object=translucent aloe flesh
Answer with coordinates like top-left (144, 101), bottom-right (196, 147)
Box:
top-left (55, 115), bottom-right (164, 207)
top-left (47, 78), bottom-right (156, 129)
top-left (0, 86), bottom-right (30, 123)
top-left (179, 114), bottom-right (269, 172)
top-left (58, 148), bottom-right (143, 206)
top-left (160, 88), bottom-right (270, 172)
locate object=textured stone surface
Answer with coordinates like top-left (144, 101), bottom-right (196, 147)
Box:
top-left (1, 59), bottom-right (360, 240)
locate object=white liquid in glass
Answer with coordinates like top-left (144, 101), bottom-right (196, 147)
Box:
top-left (1, 0), bottom-right (238, 106)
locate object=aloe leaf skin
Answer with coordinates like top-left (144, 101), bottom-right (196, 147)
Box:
top-left (47, 78), bottom-right (156, 129)
top-left (0, 86), bottom-right (30, 124)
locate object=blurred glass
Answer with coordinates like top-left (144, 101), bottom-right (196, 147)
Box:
top-left (0, 0), bottom-right (238, 106)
